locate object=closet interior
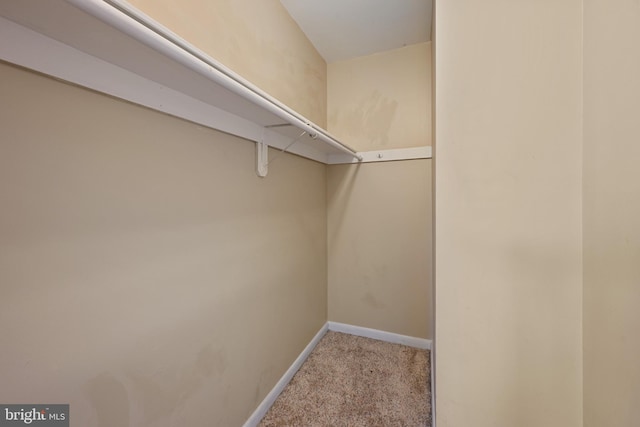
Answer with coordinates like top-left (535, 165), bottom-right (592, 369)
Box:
top-left (0, 1), bottom-right (433, 425)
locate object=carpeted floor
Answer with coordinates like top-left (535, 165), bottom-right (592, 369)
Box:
top-left (259, 331), bottom-right (432, 426)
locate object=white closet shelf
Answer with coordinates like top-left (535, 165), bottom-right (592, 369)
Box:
top-left (0, 0), bottom-right (362, 167)
top-left (328, 146), bottom-right (432, 164)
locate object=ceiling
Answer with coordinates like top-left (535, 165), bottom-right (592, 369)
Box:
top-left (280, 0), bottom-right (432, 63)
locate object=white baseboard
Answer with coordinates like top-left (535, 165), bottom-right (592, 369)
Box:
top-left (243, 321), bottom-right (431, 426)
top-left (327, 321), bottom-right (432, 350)
top-left (242, 323), bottom-right (328, 427)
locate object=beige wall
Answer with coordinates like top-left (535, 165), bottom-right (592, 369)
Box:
top-left (327, 160), bottom-right (432, 339)
top-left (434, 1), bottom-right (583, 426)
top-left (583, 1), bottom-right (640, 425)
top-left (328, 42), bottom-right (432, 151)
top-left (0, 62), bottom-right (327, 426)
top-left (326, 44), bottom-right (432, 339)
top-left (127, 0), bottom-right (327, 127)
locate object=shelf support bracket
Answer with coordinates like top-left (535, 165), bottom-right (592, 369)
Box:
top-left (256, 131), bottom-right (268, 178)
top-left (257, 128), bottom-right (310, 177)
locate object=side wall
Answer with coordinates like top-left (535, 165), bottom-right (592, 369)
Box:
top-left (434, 1), bottom-right (583, 426)
top-left (1, 3), bottom-right (329, 425)
top-left (327, 44), bottom-right (432, 339)
top-left (583, 1), bottom-right (640, 425)
top-left (127, 0), bottom-right (327, 127)
top-left (0, 63), bottom-right (326, 427)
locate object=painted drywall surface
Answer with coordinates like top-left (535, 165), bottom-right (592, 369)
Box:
top-left (127, 0), bottom-right (327, 127)
top-left (327, 160), bottom-right (432, 339)
top-left (326, 42), bottom-right (433, 340)
top-left (434, 1), bottom-right (583, 426)
top-left (583, 1), bottom-right (640, 425)
top-left (430, 7), bottom-right (437, 423)
top-left (0, 63), bottom-right (327, 427)
top-left (327, 42), bottom-right (432, 151)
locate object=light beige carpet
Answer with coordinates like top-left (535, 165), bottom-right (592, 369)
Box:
top-left (259, 331), bottom-right (431, 426)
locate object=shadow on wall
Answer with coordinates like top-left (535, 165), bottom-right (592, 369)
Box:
top-left (327, 162), bottom-right (362, 246)
top-left (328, 91), bottom-right (398, 149)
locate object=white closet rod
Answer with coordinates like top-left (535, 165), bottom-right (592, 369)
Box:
top-left (65, 0), bottom-right (362, 162)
